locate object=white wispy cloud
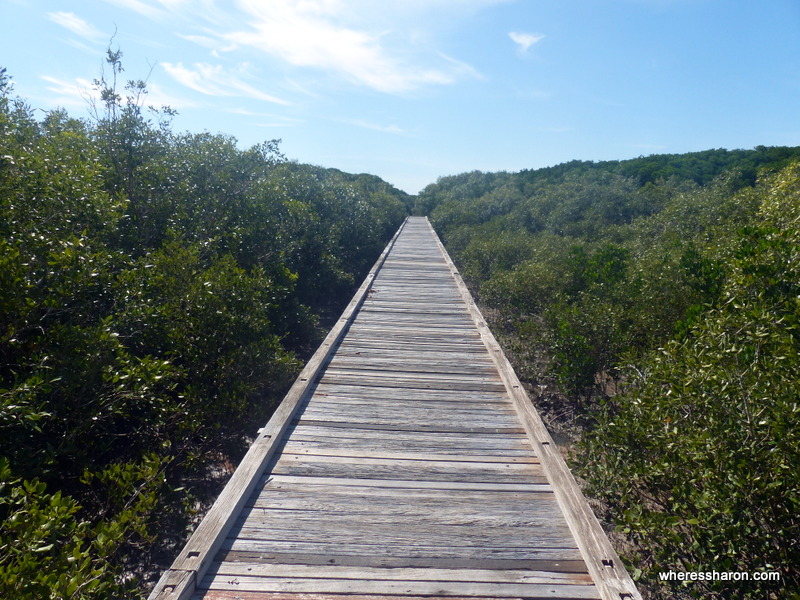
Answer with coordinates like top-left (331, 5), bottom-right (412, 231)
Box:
top-left (140, 82), bottom-right (198, 110)
top-left (100, 0), bottom-right (167, 20)
top-left (227, 107), bottom-right (303, 125)
top-left (217, 0), bottom-right (485, 94)
top-left (179, 34), bottom-right (219, 48)
top-left (91, 1), bottom-right (499, 98)
top-left (438, 52), bottom-right (485, 82)
top-left (40, 74), bottom-right (195, 112)
top-left (509, 31), bottom-right (545, 53)
top-left (40, 75), bottom-right (96, 108)
top-left (178, 34), bottom-right (237, 54)
top-left (48, 12), bottom-right (106, 43)
top-left (100, 0), bottom-right (216, 21)
top-left (342, 118), bottom-right (410, 135)
top-left (161, 62), bottom-right (291, 105)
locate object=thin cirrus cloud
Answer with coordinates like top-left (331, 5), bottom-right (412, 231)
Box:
top-left (216, 0), bottom-right (481, 94)
top-left (178, 34), bottom-right (238, 58)
top-left (160, 62), bottom-right (291, 105)
top-left (40, 74), bottom-right (195, 111)
top-left (100, 0), bottom-right (168, 21)
top-left (48, 11), bottom-right (106, 43)
top-left (40, 75), bottom-right (97, 108)
top-left (342, 118), bottom-right (410, 136)
top-left (226, 108), bottom-right (303, 127)
top-left (509, 31), bottom-right (545, 53)
top-left (94, 0), bottom-right (492, 96)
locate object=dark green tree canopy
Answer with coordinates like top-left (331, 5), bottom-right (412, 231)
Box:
top-left (0, 61), bottom-right (409, 599)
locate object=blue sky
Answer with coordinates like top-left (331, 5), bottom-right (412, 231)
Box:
top-left (2, 0), bottom-right (799, 193)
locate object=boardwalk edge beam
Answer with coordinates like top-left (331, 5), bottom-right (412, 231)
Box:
top-left (147, 218), bottom-right (409, 600)
top-left (427, 218), bottom-right (641, 600)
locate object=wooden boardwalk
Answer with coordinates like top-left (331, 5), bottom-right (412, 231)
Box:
top-left (149, 217), bottom-right (640, 600)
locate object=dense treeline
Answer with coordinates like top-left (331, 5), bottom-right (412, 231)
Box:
top-left (418, 150), bottom-right (800, 598)
top-left (0, 58), bottom-right (409, 599)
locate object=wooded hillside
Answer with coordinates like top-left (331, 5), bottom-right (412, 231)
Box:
top-left (418, 148), bottom-right (800, 599)
top-left (0, 63), bottom-right (409, 599)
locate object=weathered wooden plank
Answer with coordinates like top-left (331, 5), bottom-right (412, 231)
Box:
top-left (269, 454), bottom-right (546, 484)
top-left (358, 304), bottom-right (469, 314)
top-left (214, 551), bottom-right (589, 574)
top-left (298, 400), bottom-right (513, 414)
top-left (270, 447), bottom-right (538, 463)
top-left (333, 342), bottom-right (491, 352)
top-left (198, 589), bottom-right (600, 600)
top-left (337, 337), bottom-right (486, 350)
top-left (287, 420), bottom-right (529, 438)
top-left (269, 464), bottom-right (546, 485)
top-left (255, 481), bottom-right (557, 503)
top-left (230, 523), bottom-right (575, 549)
top-left (204, 563), bottom-right (595, 585)
top-left (281, 438), bottom-right (534, 457)
top-left (342, 329), bottom-right (485, 341)
top-left (349, 329), bottom-right (479, 337)
top-left (274, 452), bottom-right (538, 469)
top-left (353, 309), bottom-right (474, 319)
top-left (229, 529), bottom-right (574, 551)
top-left (296, 409), bottom-right (517, 429)
top-left (298, 404), bottom-right (517, 423)
top-left (345, 320), bottom-right (484, 331)
top-left (298, 401), bottom-right (516, 417)
top-left (333, 339), bottom-right (490, 353)
top-left (234, 510), bottom-right (570, 536)
top-left (309, 387), bottom-right (508, 402)
top-left (223, 538), bottom-right (586, 562)
top-left (331, 345), bottom-right (495, 357)
top-left (285, 426), bottom-right (532, 451)
top-left (198, 575), bottom-right (601, 598)
top-left (261, 474), bottom-right (551, 492)
top-left (245, 502), bottom-right (565, 523)
top-left (283, 431), bottom-right (531, 450)
top-left (311, 383), bottom-right (508, 402)
top-left (300, 399), bottom-right (517, 417)
top-left (314, 375), bottom-right (508, 392)
top-left (247, 496), bottom-right (562, 518)
top-left (266, 467), bottom-right (543, 485)
top-left (292, 419), bottom-right (525, 435)
top-left (324, 358), bottom-right (499, 376)
top-left (320, 368), bottom-right (501, 384)
top-left (295, 413), bottom-right (515, 430)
